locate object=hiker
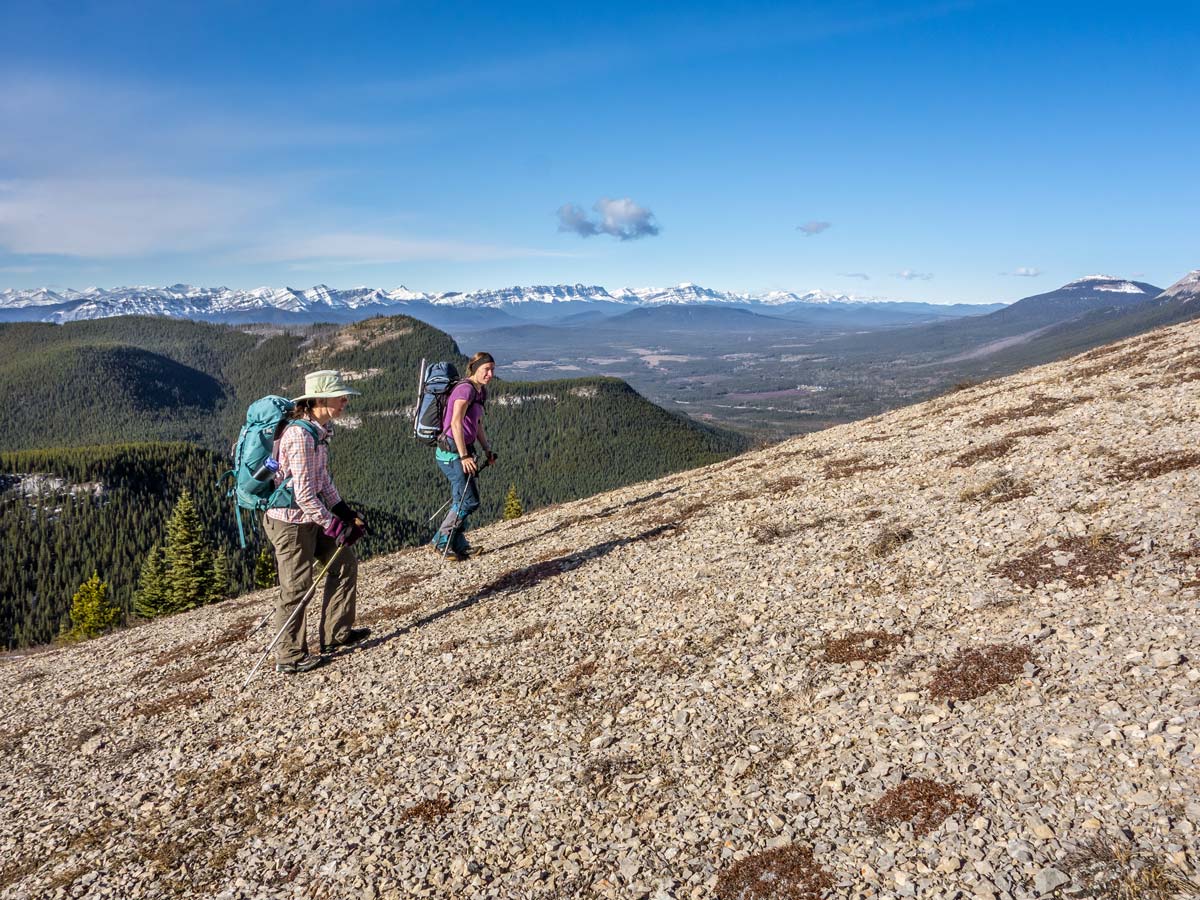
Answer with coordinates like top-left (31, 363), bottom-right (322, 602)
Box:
top-left (432, 352), bottom-right (497, 560)
top-left (264, 370), bottom-right (370, 673)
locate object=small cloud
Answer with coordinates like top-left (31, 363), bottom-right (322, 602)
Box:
top-left (796, 221), bottom-right (831, 236)
top-left (1002, 267), bottom-right (1042, 277)
top-left (840, 272), bottom-right (870, 280)
top-left (895, 269), bottom-right (933, 281)
top-left (557, 197), bottom-right (660, 241)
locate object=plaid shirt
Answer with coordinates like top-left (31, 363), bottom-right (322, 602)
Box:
top-left (265, 420), bottom-right (342, 528)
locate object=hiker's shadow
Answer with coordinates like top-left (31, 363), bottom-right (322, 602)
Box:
top-left (357, 522), bottom-right (679, 653)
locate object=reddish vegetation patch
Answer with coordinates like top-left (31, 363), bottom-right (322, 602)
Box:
top-left (210, 614), bottom-right (260, 647)
top-left (952, 438), bottom-right (1016, 467)
top-left (162, 662), bottom-right (210, 687)
top-left (1005, 425), bottom-right (1058, 438)
top-left (823, 455), bottom-right (888, 479)
top-left (1109, 451), bottom-right (1200, 482)
top-left (862, 509), bottom-right (884, 521)
top-left (768, 475), bottom-right (807, 492)
top-left (866, 778), bottom-right (977, 836)
top-left (991, 534), bottom-right (1132, 589)
top-left (714, 844), bottom-right (833, 900)
top-left (384, 573), bottom-right (423, 593)
top-left (972, 393), bottom-right (1091, 428)
top-left (400, 797), bottom-right (452, 823)
top-left (823, 630), bottom-right (906, 663)
top-left (435, 637), bottom-right (468, 654)
top-left (927, 644), bottom-right (1033, 701)
top-left (360, 601), bottom-right (420, 625)
top-left (153, 640), bottom-right (209, 667)
top-left (533, 547), bottom-right (573, 564)
top-left (508, 622), bottom-right (546, 644)
top-left (132, 688), bottom-right (211, 719)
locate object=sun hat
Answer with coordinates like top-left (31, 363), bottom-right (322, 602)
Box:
top-left (293, 370), bottom-right (361, 402)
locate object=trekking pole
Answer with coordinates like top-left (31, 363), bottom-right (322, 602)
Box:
top-left (427, 497), bottom-right (452, 522)
top-left (241, 545), bottom-right (345, 690)
top-left (443, 472), bottom-right (476, 560)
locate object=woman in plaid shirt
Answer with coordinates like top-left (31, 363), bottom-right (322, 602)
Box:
top-left (264, 370), bottom-right (371, 674)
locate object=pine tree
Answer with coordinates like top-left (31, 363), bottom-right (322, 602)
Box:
top-left (503, 484), bottom-right (523, 520)
top-left (133, 543), bottom-right (171, 618)
top-left (254, 547), bottom-right (277, 589)
top-left (163, 491), bottom-right (215, 613)
top-left (209, 548), bottom-right (229, 604)
top-left (64, 572), bottom-right (121, 640)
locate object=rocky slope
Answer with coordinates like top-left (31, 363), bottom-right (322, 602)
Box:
top-left (3, 319), bottom-right (1200, 900)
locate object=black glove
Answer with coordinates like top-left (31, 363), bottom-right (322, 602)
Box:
top-left (485, 449), bottom-right (498, 466)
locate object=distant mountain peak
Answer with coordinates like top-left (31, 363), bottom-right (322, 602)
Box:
top-left (1063, 275), bottom-right (1153, 294)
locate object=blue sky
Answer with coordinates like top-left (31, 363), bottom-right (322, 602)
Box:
top-left (1, 0), bottom-right (1196, 302)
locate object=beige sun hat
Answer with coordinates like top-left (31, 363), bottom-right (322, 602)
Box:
top-left (293, 370), bottom-right (361, 402)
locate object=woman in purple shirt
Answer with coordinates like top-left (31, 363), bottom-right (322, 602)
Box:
top-left (432, 352), bottom-right (497, 559)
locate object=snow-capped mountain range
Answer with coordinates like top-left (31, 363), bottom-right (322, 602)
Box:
top-left (0, 273), bottom-right (1188, 326)
top-left (0, 281), bottom-right (913, 324)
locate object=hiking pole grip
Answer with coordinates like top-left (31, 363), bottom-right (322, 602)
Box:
top-left (241, 545), bottom-right (345, 689)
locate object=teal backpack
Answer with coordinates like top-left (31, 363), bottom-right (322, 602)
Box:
top-left (221, 395), bottom-right (322, 548)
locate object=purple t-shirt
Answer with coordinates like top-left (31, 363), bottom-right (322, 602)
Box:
top-left (441, 382), bottom-right (484, 447)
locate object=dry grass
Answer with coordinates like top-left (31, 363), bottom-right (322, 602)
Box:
top-left (1005, 424), bottom-right (1059, 439)
top-left (359, 600), bottom-right (420, 625)
top-left (1062, 836), bottom-right (1200, 899)
top-left (992, 534), bottom-right (1132, 589)
top-left (1109, 451), bottom-right (1200, 482)
top-left (862, 509), bottom-right (884, 521)
top-left (435, 637), bottom-right (468, 654)
top-left (209, 614), bottom-right (261, 648)
top-left (161, 661), bottom-right (212, 687)
top-left (152, 639), bottom-right (210, 667)
top-left (14, 669), bottom-right (48, 685)
top-left (927, 644), bottom-right (1033, 701)
top-left (822, 630), bottom-right (907, 663)
top-left (868, 526), bottom-right (914, 557)
top-left (866, 778), bottom-right (976, 836)
top-left (972, 393), bottom-right (1091, 428)
top-left (508, 622), bottom-right (546, 644)
top-left (578, 752), bottom-right (635, 787)
top-left (131, 688), bottom-right (211, 719)
top-left (823, 455), bottom-right (888, 480)
top-left (714, 844), bottom-right (833, 900)
top-left (952, 437), bottom-right (1017, 467)
top-left (383, 573), bottom-right (423, 593)
top-left (400, 797), bottom-right (452, 823)
top-left (959, 474), bottom-right (1033, 505)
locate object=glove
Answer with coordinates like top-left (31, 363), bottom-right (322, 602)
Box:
top-left (485, 449), bottom-right (498, 466)
top-left (332, 501), bottom-right (368, 533)
top-left (323, 516), bottom-right (349, 544)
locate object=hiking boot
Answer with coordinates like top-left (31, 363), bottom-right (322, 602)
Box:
top-left (275, 654), bottom-right (324, 675)
top-left (320, 627), bottom-right (372, 654)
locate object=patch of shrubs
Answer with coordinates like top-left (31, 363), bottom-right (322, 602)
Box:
top-left (822, 630), bottom-right (907, 663)
top-left (991, 534), bottom-right (1132, 589)
top-left (714, 844), bottom-right (833, 900)
top-left (866, 778), bottom-right (977, 837)
top-left (927, 644), bottom-right (1033, 701)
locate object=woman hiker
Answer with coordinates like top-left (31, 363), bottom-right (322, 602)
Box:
top-left (432, 352), bottom-right (497, 560)
top-left (264, 370), bottom-right (371, 674)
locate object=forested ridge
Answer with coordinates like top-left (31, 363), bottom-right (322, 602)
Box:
top-left (0, 315), bottom-right (747, 649)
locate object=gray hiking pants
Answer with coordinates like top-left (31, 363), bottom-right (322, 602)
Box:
top-left (263, 516), bottom-right (358, 664)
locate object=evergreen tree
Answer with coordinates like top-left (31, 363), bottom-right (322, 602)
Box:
top-left (254, 547), bottom-right (277, 589)
top-left (64, 572), bottom-right (120, 640)
top-left (133, 543), bottom-right (171, 619)
top-left (503, 484), bottom-right (524, 520)
top-left (163, 491), bottom-right (215, 613)
top-left (209, 549), bottom-right (229, 604)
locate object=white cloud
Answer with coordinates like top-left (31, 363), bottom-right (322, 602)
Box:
top-left (1003, 267), bottom-right (1042, 277)
top-left (797, 221), bottom-right (831, 236)
top-left (840, 272), bottom-right (870, 280)
top-left (558, 197), bottom-right (660, 241)
top-left (895, 269), bottom-right (934, 281)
